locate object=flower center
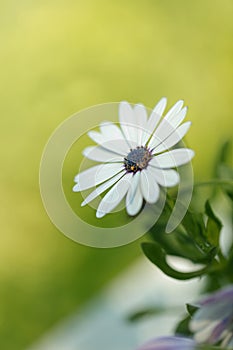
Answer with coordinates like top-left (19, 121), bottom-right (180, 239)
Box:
top-left (124, 146), bottom-right (152, 173)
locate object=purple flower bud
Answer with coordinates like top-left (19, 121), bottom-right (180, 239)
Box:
top-left (190, 284), bottom-right (233, 348)
top-left (137, 336), bottom-right (197, 350)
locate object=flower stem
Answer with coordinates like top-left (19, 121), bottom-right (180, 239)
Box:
top-left (194, 179), bottom-right (233, 188)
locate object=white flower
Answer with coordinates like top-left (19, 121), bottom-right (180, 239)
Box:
top-left (73, 98), bottom-right (194, 218)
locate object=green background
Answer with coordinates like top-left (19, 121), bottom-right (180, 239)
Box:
top-left (0, 0), bottom-right (232, 349)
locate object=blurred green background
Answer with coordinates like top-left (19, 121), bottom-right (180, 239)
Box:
top-left (0, 0), bottom-right (232, 349)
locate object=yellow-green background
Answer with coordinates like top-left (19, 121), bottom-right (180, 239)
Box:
top-left (0, 0), bottom-right (232, 349)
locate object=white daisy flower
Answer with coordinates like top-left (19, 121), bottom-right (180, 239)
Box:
top-left (73, 98), bottom-right (195, 218)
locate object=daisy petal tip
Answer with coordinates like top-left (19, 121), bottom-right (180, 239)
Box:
top-left (87, 131), bottom-right (96, 142)
top-left (147, 197), bottom-right (160, 205)
top-left (190, 149), bottom-right (195, 159)
top-left (82, 148), bottom-right (88, 157)
top-left (182, 121), bottom-right (192, 134)
top-left (100, 120), bottom-right (109, 125)
top-left (96, 211), bottom-right (105, 219)
top-left (134, 102), bottom-right (143, 107)
top-left (154, 96), bottom-right (167, 109)
top-left (126, 208), bottom-right (135, 217)
top-left (81, 200), bottom-right (86, 207)
top-left (160, 96), bottom-right (167, 104)
top-left (119, 100), bottom-right (131, 108)
top-left (72, 184), bottom-right (80, 192)
top-left (82, 146), bottom-right (94, 158)
top-left (176, 99), bottom-right (185, 109)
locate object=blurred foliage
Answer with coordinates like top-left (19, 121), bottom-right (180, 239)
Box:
top-left (143, 141), bottom-right (233, 282)
top-left (0, 0), bottom-right (233, 349)
top-left (142, 141), bottom-right (233, 339)
top-left (142, 200), bottom-right (223, 280)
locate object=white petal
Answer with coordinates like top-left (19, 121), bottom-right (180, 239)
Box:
top-left (119, 101), bottom-right (138, 147)
top-left (148, 118), bottom-right (176, 150)
top-left (87, 130), bottom-right (129, 156)
top-left (134, 103), bottom-right (147, 145)
top-left (140, 168), bottom-right (160, 203)
top-left (126, 172), bottom-right (140, 203)
top-left (153, 97), bottom-right (167, 119)
top-left (148, 166), bottom-right (180, 187)
top-left (152, 122), bottom-right (191, 154)
top-left (99, 121), bottom-right (122, 136)
top-left (88, 130), bottom-right (104, 144)
top-left (96, 173), bottom-right (133, 218)
top-left (126, 172), bottom-right (143, 216)
top-left (164, 100), bottom-right (184, 120)
top-left (126, 185), bottom-right (143, 216)
top-left (143, 97), bottom-right (167, 145)
top-left (73, 163), bottom-right (124, 191)
top-left (165, 106), bottom-right (187, 129)
top-left (83, 146), bottom-right (123, 163)
top-left (99, 121), bottom-right (128, 145)
top-left (148, 102), bottom-right (186, 150)
top-left (194, 320), bottom-right (219, 343)
top-left (150, 149), bottom-right (195, 169)
top-left (81, 171), bottom-right (125, 206)
top-left (190, 319), bottom-right (211, 332)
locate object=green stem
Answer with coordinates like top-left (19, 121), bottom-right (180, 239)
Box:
top-left (172, 178), bottom-right (233, 195)
top-left (194, 179), bottom-right (233, 187)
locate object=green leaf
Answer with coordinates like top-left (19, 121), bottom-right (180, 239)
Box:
top-left (186, 303), bottom-right (199, 316)
top-left (182, 209), bottom-right (219, 263)
top-left (215, 140), bottom-right (233, 201)
top-left (149, 204), bottom-right (211, 263)
top-left (205, 200), bottom-right (222, 230)
top-left (182, 211), bottom-right (208, 250)
top-left (204, 201), bottom-right (222, 247)
top-left (141, 242), bottom-right (210, 280)
top-left (151, 228), bottom-right (211, 263)
top-left (127, 306), bottom-right (165, 322)
top-left (150, 204), bottom-right (219, 264)
top-left (175, 314), bottom-right (192, 336)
